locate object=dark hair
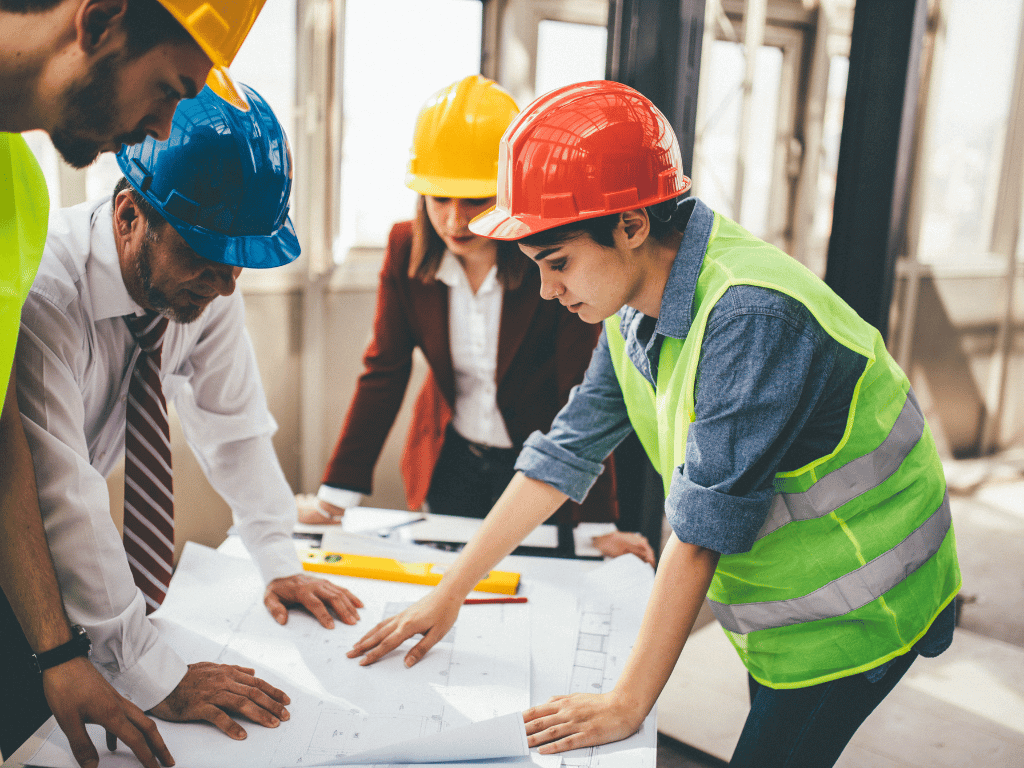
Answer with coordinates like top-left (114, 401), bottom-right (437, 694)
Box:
top-left (408, 196), bottom-right (528, 290)
top-left (113, 176), bottom-right (168, 233)
top-left (3, 0), bottom-right (194, 59)
top-left (518, 196), bottom-right (688, 250)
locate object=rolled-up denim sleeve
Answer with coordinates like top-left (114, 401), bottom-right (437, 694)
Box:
top-left (516, 330), bottom-right (634, 503)
top-left (665, 291), bottom-right (832, 555)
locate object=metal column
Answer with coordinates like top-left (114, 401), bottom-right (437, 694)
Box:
top-left (824, 0), bottom-right (927, 338)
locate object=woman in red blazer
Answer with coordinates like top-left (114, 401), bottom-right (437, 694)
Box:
top-left (304, 76), bottom-right (653, 563)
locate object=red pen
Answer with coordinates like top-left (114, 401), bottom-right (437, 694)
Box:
top-left (463, 596), bottom-right (528, 604)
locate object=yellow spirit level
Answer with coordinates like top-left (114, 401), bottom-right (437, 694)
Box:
top-left (301, 550), bottom-right (520, 595)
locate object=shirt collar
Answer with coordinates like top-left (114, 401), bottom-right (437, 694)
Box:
top-left (619, 197), bottom-right (714, 342)
top-left (436, 250), bottom-right (500, 294)
top-left (87, 199), bottom-right (146, 321)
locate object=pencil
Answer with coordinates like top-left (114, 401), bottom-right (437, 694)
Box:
top-left (463, 597), bottom-right (527, 604)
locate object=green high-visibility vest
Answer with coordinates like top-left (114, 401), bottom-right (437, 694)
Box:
top-left (606, 212), bottom-right (961, 688)
top-left (1, 133), bottom-right (49, 413)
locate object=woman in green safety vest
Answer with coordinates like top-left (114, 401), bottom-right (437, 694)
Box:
top-left (348, 81), bottom-right (961, 768)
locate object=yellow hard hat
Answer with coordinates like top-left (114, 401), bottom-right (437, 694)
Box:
top-left (406, 75), bottom-right (519, 199)
top-left (156, 0), bottom-right (267, 110)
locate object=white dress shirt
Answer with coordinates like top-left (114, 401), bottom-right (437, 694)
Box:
top-left (16, 199), bottom-right (300, 710)
top-left (435, 250), bottom-right (512, 449)
top-left (318, 250), bottom-right (513, 511)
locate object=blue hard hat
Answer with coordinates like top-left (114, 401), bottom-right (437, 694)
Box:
top-left (116, 83), bottom-right (300, 269)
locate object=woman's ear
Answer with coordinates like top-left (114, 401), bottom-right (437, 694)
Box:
top-left (76, 0), bottom-right (128, 54)
top-left (619, 208), bottom-right (650, 249)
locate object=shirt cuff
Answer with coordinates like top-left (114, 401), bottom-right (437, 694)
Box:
top-left (665, 467), bottom-right (774, 555)
top-left (250, 536), bottom-right (303, 584)
top-left (105, 632), bottom-right (189, 712)
top-left (318, 485), bottom-right (364, 510)
top-left (515, 431), bottom-right (605, 504)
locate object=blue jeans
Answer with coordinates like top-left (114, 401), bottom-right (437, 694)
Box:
top-left (730, 650), bottom-right (918, 767)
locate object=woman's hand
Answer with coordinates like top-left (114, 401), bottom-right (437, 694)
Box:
top-left (295, 494), bottom-right (345, 525)
top-left (523, 691), bottom-right (645, 754)
top-left (347, 587), bottom-right (464, 667)
top-left (592, 530), bottom-right (656, 566)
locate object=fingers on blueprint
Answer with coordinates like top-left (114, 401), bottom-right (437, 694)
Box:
top-left (347, 590), bottom-right (461, 667)
top-left (263, 573), bottom-right (365, 627)
top-left (523, 691), bottom-right (642, 754)
top-left (151, 662), bottom-right (292, 740)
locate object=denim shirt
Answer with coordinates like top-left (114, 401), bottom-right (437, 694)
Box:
top-left (515, 197), bottom-right (953, 675)
top-left (516, 197), bottom-right (867, 554)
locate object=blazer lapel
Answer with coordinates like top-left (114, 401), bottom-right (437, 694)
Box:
top-left (416, 280), bottom-right (456, 404)
top-left (497, 272), bottom-right (541, 384)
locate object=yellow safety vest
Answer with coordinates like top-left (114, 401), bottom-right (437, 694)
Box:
top-left (606, 212), bottom-right (960, 688)
top-left (1, 133), bottom-right (49, 412)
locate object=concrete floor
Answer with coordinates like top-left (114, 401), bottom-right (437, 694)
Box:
top-left (655, 457), bottom-right (1024, 768)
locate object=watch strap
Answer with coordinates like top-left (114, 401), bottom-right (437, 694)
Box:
top-left (31, 625), bottom-right (91, 674)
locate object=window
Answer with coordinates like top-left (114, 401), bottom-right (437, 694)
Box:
top-left (693, 39), bottom-right (783, 239)
top-left (336, 0), bottom-right (482, 259)
top-left (916, 0), bottom-right (1023, 270)
top-left (535, 19), bottom-right (607, 96)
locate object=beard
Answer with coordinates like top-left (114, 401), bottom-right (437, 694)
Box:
top-left (133, 228), bottom-right (206, 324)
top-left (49, 53), bottom-right (149, 169)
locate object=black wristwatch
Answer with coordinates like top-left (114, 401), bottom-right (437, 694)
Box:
top-left (30, 624), bottom-right (92, 674)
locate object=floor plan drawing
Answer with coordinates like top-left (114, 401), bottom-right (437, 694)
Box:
top-left (557, 561), bottom-right (657, 768)
top-left (23, 542), bottom-right (656, 768)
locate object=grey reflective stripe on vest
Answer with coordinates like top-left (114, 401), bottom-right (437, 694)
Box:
top-left (710, 492), bottom-right (952, 635)
top-left (756, 389), bottom-right (926, 541)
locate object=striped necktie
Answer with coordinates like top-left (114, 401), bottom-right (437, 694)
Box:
top-left (123, 311), bottom-right (173, 614)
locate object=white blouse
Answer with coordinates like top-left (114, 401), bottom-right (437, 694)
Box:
top-left (435, 250), bottom-right (513, 449)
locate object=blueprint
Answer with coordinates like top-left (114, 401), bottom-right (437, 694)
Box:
top-left (557, 555), bottom-right (658, 768)
top-left (25, 542), bottom-right (655, 768)
top-left (27, 542), bottom-right (549, 768)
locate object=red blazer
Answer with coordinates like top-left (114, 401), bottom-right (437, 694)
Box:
top-left (322, 221), bottom-right (618, 524)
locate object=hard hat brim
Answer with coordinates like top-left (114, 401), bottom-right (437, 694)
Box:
top-left (172, 213), bottom-right (302, 269)
top-left (406, 173), bottom-right (497, 200)
top-left (469, 177), bottom-right (693, 241)
top-left (468, 205), bottom-right (543, 240)
top-left (468, 204), bottom-right (643, 242)
top-left (206, 67), bottom-right (250, 112)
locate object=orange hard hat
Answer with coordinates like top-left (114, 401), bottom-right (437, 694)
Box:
top-left (156, 0), bottom-right (269, 110)
top-left (469, 80), bottom-right (691, 240)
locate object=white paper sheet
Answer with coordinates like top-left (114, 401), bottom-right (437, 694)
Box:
top-left (24, 546), bottom-right (654, 768)
top-left (560, 554), bottom-right (658, 768)
top-left (25, 543), bottom-right (542, 768)
top-left (313, 712), bottom-right (528, 765)
top-left (393, 514), bottom-right (559, 549)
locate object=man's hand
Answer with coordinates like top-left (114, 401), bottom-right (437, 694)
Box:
top-left (592, 531), bottom-right (656, 566)
top-left (264, 573), bottom-right (364, 628)
top-left (295, 494), bottom-right (345, 525)
top-left (347, 586), bottom-right (463, 668)
top-left (524, 691), bottom-right (644, 754)
top-left (42, 656), bottom-right (173, 768)
top-left (149, 662), bottom-right (289, 740)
